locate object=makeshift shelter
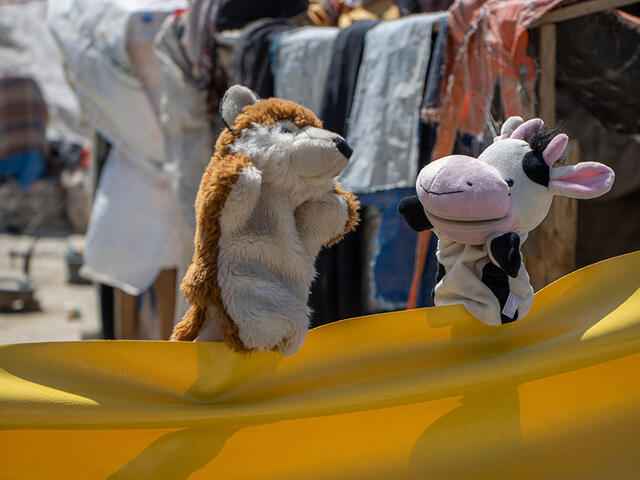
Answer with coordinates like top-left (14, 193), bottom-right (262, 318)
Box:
top-left (48, 0), bottom-right (640, 331)
top-left (2, 1), bottom-right (639, 477)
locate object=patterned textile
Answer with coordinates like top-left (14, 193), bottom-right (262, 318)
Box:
top-left (430, 0), bottom-right (563, 161)
top-left (274, 26), bottom-right (339, 116)
top-left (181, 0), bottom-right (227, 115)
top-left (0, 75), bottom-right (47, 160)
top-left (339, 13), bottom-right (445, 193)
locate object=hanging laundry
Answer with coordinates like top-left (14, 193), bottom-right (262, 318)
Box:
top-left (217, 0), bottom-right (309, 31)
top-left (320, 19), bottom-right (379, 136)
top-left (0, 1), bottom-right (87, 146)
top-left (420, 17), bottom-right (484, 163)
top-left (420, 16), bottom-right (448, 125)
top-left (396, 0), bottom-right (453, 15)
top-left (154, 14), bottom-right (217, 237)
top-left (47, 0), bottom-right (185, 168)
top-left (232, 18), bottom-right (295, 98)
top-left (181, 0), bottom-right (227, 115)
top-left (274, 26), bottom-right (339, 115)
top-left (82, 149), bottom-right (181, 296)
top-left (0, 75), bottom-right (46, 188)
top-left (49, 0), bottom-right (185, 293)
top-left (430, 0), bottom-right (563, 160)
top-left (309, 19), bottom-right (378, 327)
top-left (358, 188), bottom-right (438, 311)
top-left (339, 13), bottom-right (447, 193)
top-left (154, 13), bottom-right (223, 320)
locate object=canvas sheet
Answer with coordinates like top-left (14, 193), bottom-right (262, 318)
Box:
top-left (274, 26), bottom-right (339, 116)
top-left (339, 13), bottom-right (447, 193)
top-left (47, 0), bottom-right (186, 167)
top-left (1, 252), bottom-right (640, 479)
top-left (81, 149), bottom-right (181, 295)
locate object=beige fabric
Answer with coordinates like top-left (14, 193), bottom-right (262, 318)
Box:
top-left (434, 235), bottom-right (534, 326)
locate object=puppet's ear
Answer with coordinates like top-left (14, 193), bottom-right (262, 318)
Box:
top-left (549, 162), bottom-right (614, 199)
top-left (511, 118), bottom-right (544, 140)
top-left (497, 116), bottom-right (523, 140)
top-left (542, 133), bottom-right (568, 166)
top-left (220, 85), bottom-right (260, 129)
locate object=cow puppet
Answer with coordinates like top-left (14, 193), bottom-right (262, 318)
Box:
top-left (399, 116), bottom-right (615, 325)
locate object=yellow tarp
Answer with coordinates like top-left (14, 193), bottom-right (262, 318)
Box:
top-left (1, 252), bottom-right (640, 479)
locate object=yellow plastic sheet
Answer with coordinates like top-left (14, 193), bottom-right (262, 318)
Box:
top-left (1, 252), bottom-right (640, 479)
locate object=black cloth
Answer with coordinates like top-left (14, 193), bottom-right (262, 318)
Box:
top-left (320, 19), bottom-right (379, 137)
top-left (99, 284), bottom-right (115, 340)
top-left (421, 16), bottom-right (448, 114)
top-left (557, 11), bottom-right (640, 135)
top-left (217, 0), bottom-right (308, 31)
top-left (310, 20), bottom-right (378, 327)
top-left (232, 18), bottom-right (294, 98)
top-left (396, 0), bottom-right (453, 15)
top-left (308, 228), bottom-right (364, 328)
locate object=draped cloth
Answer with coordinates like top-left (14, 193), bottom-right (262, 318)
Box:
top-left (274, 26), bottom-right (339, 116)
top-left (339, 13), bottom-right (446, 193)
top-left (1, 251), bottom-right (640, 479)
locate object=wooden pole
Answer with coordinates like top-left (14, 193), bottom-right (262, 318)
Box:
top-left (531, 0), bottom-right (638, 27)
top-left (522, 23), bottom-right (578, 291)
top-left (537, 24), bottom-right (557, 128)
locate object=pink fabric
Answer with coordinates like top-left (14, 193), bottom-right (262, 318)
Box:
top-left (430, 0), bottom-right (563, 161)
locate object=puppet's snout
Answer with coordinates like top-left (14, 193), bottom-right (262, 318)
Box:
top-left (292, 127), bottom-right (350, 181)
top-left (417, 155), bottom-right (513, 222)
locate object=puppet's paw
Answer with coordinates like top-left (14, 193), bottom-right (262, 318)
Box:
top-left (239, 315), bottom-right (295, 352)
top-left (490, 232), bottom-right (521, 278)
top-left (277, 325), bottom-right (308, 356)
top-left (296, 192), bottom-right (349, 250)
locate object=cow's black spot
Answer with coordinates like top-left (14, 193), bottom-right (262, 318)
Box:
top-left (481, 262), bottom-right (519, 324)
top-left (522, 150), bottom-right (550, 187)
top-left (522, 123), bottom-right (556, 187)
top-left (431, 262), bottom-right (446, 302)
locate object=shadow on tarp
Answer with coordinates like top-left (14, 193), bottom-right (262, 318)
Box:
top-left (408, 253), bottom-right (639, 478)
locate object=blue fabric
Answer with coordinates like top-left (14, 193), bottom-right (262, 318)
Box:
top-left (0, 150), bottom-right (45, 188)
top-left (359, 188), bottom-right (438, 310)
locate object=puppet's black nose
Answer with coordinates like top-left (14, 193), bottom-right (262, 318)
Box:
top-left (333, 137), bottom-right (353, 159)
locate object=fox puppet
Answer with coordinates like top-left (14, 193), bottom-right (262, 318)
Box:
top-left (171, 85), bottom-right (359, 356)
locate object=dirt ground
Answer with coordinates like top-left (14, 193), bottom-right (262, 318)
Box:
top-left (0, 234), bottom-right (101, 344)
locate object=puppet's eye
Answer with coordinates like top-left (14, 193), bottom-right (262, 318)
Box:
top-left (280, 127), bottom-right (293, 134)
top-left (505, 178), bottom-right (514, 187)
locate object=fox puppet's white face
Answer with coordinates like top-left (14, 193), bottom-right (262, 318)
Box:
top-left (222, 86), bottom-right (353, 204)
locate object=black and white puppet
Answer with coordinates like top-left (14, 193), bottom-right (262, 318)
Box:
top-left (399, 117), bottom-right (615, 325)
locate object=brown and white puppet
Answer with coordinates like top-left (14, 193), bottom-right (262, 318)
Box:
top-left (399, 117), bottom-right (615, 326)
top-left (171, 85), bottom-right (359, 355)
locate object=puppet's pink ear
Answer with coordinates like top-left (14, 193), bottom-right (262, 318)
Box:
top-left (542, 133), bottom-right (568, 166)
top-left (497, 116), bottom-right (523, 139)
top-left (549, 162), bottom-right (614, 199)
top-left (510, 118), bottom-right (543, 140)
